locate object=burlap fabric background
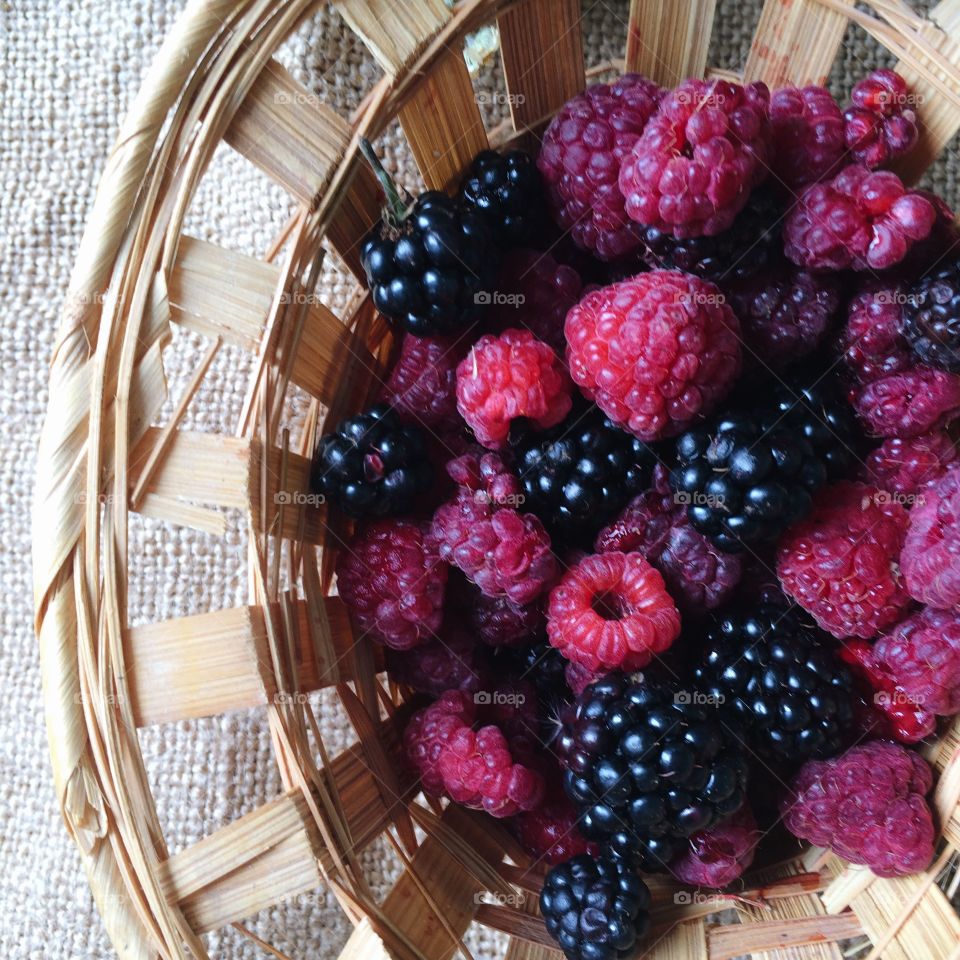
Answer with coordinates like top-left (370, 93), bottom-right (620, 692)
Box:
top-left (3, 1), bottom-right (956, 957)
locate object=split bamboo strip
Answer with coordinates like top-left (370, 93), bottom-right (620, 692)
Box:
top-left (644, 920), bottom-right (708, 960)
top-left (706, 914), bottom-right (863, 960)
top-left (625, 0), bottom-right (718, 86)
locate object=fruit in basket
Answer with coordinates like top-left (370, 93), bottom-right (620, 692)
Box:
top-left (381, 333), bottom-right (464, 431)
top-left (863, 431), bottom-right (958, 496)
top-left (901, 260), bottom-right (960, 372)
top-left (841, 282), bottom-right (913, 386)
top-left (565, 271), bottom-right (741, 441)
top-left (669, 805), bottom-right (758, 887)
top-left (844, 69), bottom-right (919, 169)
top-left (853, 366), bottom-right (960, 438)
top-left (619, 78), bottom-right (771, 238)
top-left (359, 140), bottom-right (497, 336)
top-left (510, 792), bottom-right (595, 865)
top-left (901, 465), bottom-right (960, 608)
top-left (769, 83), bottom-right (846, 188)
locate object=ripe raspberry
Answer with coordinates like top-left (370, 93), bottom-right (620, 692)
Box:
top-left (403, 690), bottom-right (475, 795)
top-left (784, 164), bottom-right (936, 271)
top-left (456, 329), bottom-right (572, 449)
top-left (444, 447), bottom-right (522, 504)
top-left (864, 432), bottom-right (958, 496)
top-left (336, 520), bottom-right (447, 650)
top-left (840, 282), bottom-right (912, 387)
top-left (546, 551), bottom-right (680, 672)
top-left (537, 73), bottom-right (663, 261)
top-left (486, 249), bottom-right (582, 352)
top-left (781, 741), bottom-right (935, 877)
top-left (902, 466), bottom-right (960, 608)
top-left (853, 367), bottom-right (960, 438)
top-left (382, 334), bottom-right (464, 431)
top-left (777, 482), bottom-right (911, 639)
top-left (385, 626), bottom-right (491, 696)
top-left (844, 70), bottom-right (919, 169)
top-left (510, 793), bottom-right (595, 865)
top-left (469, 588), bottom-right (544, 647)
top-left (670, 806), bottom-right (759, 888)
top-left (898, 190), bottom-right (960, 277)
top-left (595, 465), bottom-right (742, 614)
top-left (565, 271), bottom-right (741, 441)
top-left (727, 259), bottom-right (841, 370)
top-left (770, 84), bottom-right (846, 188)
top-left (619, 78), bottom-right (771, 237)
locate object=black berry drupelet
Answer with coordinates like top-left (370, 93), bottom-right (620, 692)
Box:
top-left (458, 149), bottom-right (545, 248)
top-left (511, 407), bottom-right (660, 547)
top-left (638, 185), bottom-right (782, 284)
top-left (540, 852), bottom-right (651, 960)
top-left (901, 260), bottom-right (960, 372)
top-left (693, 597), bottom-right (855, 765)
top-left (311, 404), bottom-right (432, 518)
top-left (558, 674), bottom-right (749, 872)
top-left (359, 140), bottom-right (498, 336)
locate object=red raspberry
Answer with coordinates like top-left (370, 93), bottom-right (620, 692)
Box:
top-left (902, 466), bottom-right (960, 608)
top-left (336, 520), bottom-right (447, 650)
top-left (444, 448), bottom-right (522, 505)
top-left (469, 588), bottom-right (544, 647)
top-left (546, 551), bottom-right (680, 672)
top-left (456, 329), bottom-right (572, 449)
top-left (727, 259), bottom-right (840, 370)
top-left (565, 271), bottom-right (741, 440)
top-left (844, 70), bottom-right (919, 169)
top-left (670, 806), bottom-right (759, 888)
top-left (784, 164), bottom-right (935, 271)
top-left (777, 482), bottom-right (911, 639)
top-left (853, 367), bottom-right (960, 438)
top-left (898, 190), bottom-right (960, 277)
top-left (403, 690), bottom-right (475, 795)
top-left (619, 78), bottom-right (771, 237)
top-left (486, 249), bottom-right (583, 353)
top-left (864, 432), bottom-right (958, 497)
top-left (770, 84), bottom-right (846, 188)
top-left (595, 465), bottom-right (741, 614)
top-left (537, 74), bottom-right (663, 261)
top-left (385, 626), bottom-right (491, 696)
top-left (510, 793), bottom-right (595, 865)
top-left (840, 282), bottom-right (912, 387)
top-left (381, 333), bottom-right (464, 431)
top-left (781, 741), bottom-right (935, 877)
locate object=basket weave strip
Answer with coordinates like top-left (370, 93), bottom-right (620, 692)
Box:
top-left (32, 1), bottom-right (960, 958)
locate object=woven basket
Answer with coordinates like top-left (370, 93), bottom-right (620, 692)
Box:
top-left (33, 0), bottom-right (960, 957)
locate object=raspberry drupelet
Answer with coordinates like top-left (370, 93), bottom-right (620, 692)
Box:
top-left (864, 432), bottom-right (958, 497)
top-left (669, 806), bottom-right (759, 888)
top-left (844, 69), bottom-right (919, 170)
top-left (769, 84), bottom-right (846, 188)
top-left (901, 465), bottom-right (960, 608)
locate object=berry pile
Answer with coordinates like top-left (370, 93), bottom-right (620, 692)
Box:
top-left (325, 67), bottom-right (953, 958)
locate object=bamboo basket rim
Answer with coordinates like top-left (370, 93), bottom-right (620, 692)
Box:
top-left (32, 1), bottom-right (960, 958)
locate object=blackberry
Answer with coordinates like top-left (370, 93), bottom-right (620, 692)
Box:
top-left (359, 140), bottom-right (497, 336)
top-left (558, 674), bottom-right (749, 873)
top-left (511, 407), bottom-right (660, 546)
top-left (693, 598), bottom-right (855, 764)
top-left (540, 852), bottom-right (651, 960)
top-left (901, 260), bottom-right (960, 372)
top-left (458, 149), bottom-right (545, 247)
top-left (311, 404), bottom-right (432, 518)
top-left (638, 185), bottom-right (781, 284)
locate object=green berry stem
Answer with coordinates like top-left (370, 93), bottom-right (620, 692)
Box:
top-left (359, 137), bottom-right (411, 229)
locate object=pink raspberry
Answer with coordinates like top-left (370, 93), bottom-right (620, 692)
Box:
top-left (777, 482), bottom-right (911, 639)
top-left (385, 626), bottom-right (491, 696)
top-left (619, 78), bottom-right (771, 237)
top-left (781, 741), bottom-right (935, 877)
top-left (546, 551), bottom-right (680, 672)
top-left (381, 333), bottom-right (464, 431)
top-left (784, 164), bottom-right (935, 271)
top-left (595, 465), bottom-right (741, 614)
top-left (456, 329), bottom-right (572, 449)
top-left (902, 466), bottom-right (960, 608)
top-left (853, 367), bottom-right (960, 438)
top-left (510, 793), bottom-right (595, 865)
top-left (727, 259), bottom-right (841, 370)
top-left (565, 271), bottom-right (741, 441)
top-left (486, 249), bottom-right (583, 353)
top-left (444, 448), bottom-right (522, 505)
top-left (537, 74), bottom-right (663, 261)
top-left (403, 690), bottom-right (475, 795)
top-left (336, 520), bottom-right (447, 650)
top-left (840, 282), bottom-right (912, 387)
top-left (844, 70), bottom-right (919, 169)
top-left (770, 84), bottom-right (846, 188)
top-left (670, 806), bottom-right (759, 888)
top-left (864, 432), bottom-right (958, 496)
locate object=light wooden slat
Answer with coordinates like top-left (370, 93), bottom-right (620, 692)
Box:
top-left (625, 0), bottom-right (717, 86)
top-left (707, 914), bottom-right (862, 960)
top-left (336, 0), bottom-right (449, 75)
top-left (743, 0), bottom-right (853, 87)
top-left (497, 0), bottom-right (585, 132)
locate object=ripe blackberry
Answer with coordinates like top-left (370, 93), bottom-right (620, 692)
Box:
top-left (558, 674), bottom-right (749, 872)
top-left (637, 185), bottom-right (781, 283)
top-left (459, 149), bottom-right (545, 247)
top-left (540, 852), bottom-right (651, 960)
top-left (693, 599), bottom-right (855, 764)
top-left (359, 140), bottom-right (497, 336)
top-left (510, 406), bottom-right (660, 546)
top-left (901, 260), bottom-right (960, 372)
top-left (312, 404), bottom-right (432, 518)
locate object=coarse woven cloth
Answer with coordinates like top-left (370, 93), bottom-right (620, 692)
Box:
top-left (2, 1), bottom-right (956, 958)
